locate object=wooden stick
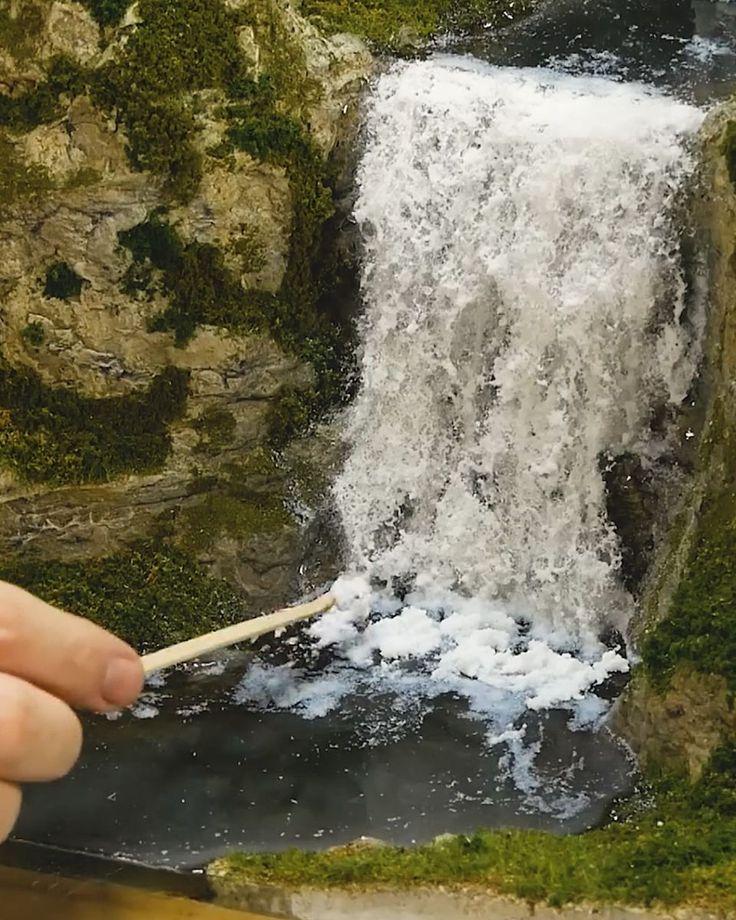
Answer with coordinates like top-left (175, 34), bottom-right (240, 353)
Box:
top-left (141, 593), bottom-right (336, 675)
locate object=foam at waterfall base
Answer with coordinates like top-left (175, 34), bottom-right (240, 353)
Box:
top-left (232, 577), bottom-right (630, 818)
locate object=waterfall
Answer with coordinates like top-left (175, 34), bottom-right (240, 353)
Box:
top-left (239, 57), bottom-right (703, 756)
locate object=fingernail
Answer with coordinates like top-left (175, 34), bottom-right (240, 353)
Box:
top-left (102, 657), bottom-right (144, 708)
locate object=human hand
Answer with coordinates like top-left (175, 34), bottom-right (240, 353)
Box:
top-left (0, 581), bottom-right (144, 842)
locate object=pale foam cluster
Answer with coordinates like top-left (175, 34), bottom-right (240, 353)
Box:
top-left (310, 575), bottom-right (629, 712)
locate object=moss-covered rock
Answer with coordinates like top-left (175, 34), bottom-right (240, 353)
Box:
top-left (0, 0), bottom-right (369, 643)
top-left (0, 130), bottom-right (52, 217)
top-left (0, 54), bottom-right (87, 131)
top-left (616, 100), bottom-right (736, 776)
top-left (0, 541), bottom-right (246, 651)
top-left (0, 363), bottom-right (189, 485)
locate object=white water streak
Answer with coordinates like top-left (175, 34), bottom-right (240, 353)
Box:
top-left (333, 58), bottom-right (703, 654)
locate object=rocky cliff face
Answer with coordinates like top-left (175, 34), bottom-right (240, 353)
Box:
top-left (0, 0), bottom-right (371, 648)
top-left (614, 102), bottom-right (736, 778)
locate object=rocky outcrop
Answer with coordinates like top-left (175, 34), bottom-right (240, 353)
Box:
top-left (613, 100), bottom-right (736, 777)
top-left (0, 0), bottom-right (371, 638)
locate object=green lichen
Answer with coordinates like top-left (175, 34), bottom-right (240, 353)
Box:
top-left (212, 745), bottom-right (736, 913)
top-left (0, 541), bottom-right (245, 652)
top-left (301, 0), bottom-right (532, 49)
top-left (194, 407), bottom-right (237, 454)
top-left (0, 365), bottom-right (189, 485)
top-left (179, 491), bottom-right (291, 553)
top-left (43, 261), bottom-right (86, 300)
top-left (21, 321), bottom-right (45, 348)
top-left (0, 132), bottom-right (53, 218)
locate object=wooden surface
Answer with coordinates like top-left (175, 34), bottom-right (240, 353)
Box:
top-left (0, 866), bottom-right (273, 920)
top-left (142, 593), bottom-right (335, 675)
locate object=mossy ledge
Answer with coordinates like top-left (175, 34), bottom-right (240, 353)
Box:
top-left (210, 745), bottom-right (736, 914)
top-left (619, 109), bottom-right (736, 751)
top-left (301, 0), bottom-right (533, 50)
top-left (0, 541), bottom-right (245, 652)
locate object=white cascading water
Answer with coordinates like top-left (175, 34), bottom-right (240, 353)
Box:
top-left (237, 58), bottom-right (704, 798)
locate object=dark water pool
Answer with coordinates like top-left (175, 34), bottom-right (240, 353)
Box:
top-left (13, 652), bottom-right (633, 869)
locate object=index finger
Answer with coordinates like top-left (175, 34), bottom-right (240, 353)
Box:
top-left (0, 582), bottom-right (144, 712)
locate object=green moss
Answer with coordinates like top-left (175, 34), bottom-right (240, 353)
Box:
top-left (0, 132), bottom-right (53, 218)
top-left (0, 541), bottom-right (245, 652)
top-left (213, 745), bottom-right (736, 913)
top-left (0, 0), bottom-right (45, 60)
top-left (227, 111), bottom-right (306, 163)
top-left (225, 94), bottom-right (350, 427)
top-left (43, 261), bottom-right (86, 300)
top-left (232, 225), bottom-right (267, 274)
top-left (0, 364), bottom-right (189, 485)
top-left (179, 490), bottom-right (291, 553)
top-left (91, 0), bottom-right (249, 200)
top-left (301, 0), bottom-right (532, 49)
top-left (265, 387), bottom-right (319, 447)
top-left (0, 55), bottom-right (88, 131)
top-left (223, 77), bottom-right (342, 402)
top-left (179, 451), bottom-right (292, 552)
top-left (239, 9), bottom-right (320, 118)
top-left (80, 0), bottom-right (131, 28)
top-left (641, 492), bottom-right (736, 694)
top-left (721, 120), bottom-right (736, 191)
top-left (119, 213), bottom-right (272, 344)
top-left (21, 321), bottom-right (46, 348)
